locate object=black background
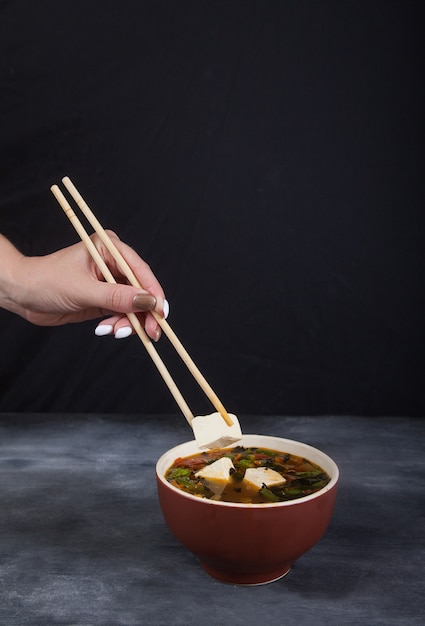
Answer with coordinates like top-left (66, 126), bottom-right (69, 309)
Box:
top-left (1, 0), bottom-right (424, 416)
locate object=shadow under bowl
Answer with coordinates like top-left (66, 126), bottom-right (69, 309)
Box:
top-left (156, 434), bottom-right (339, 585)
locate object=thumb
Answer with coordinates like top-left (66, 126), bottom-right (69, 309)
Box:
top-left (91, 282), bottom-right (157, 314)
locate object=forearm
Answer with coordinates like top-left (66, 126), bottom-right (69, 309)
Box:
top-left (0, 234), bottom-right (26, 315)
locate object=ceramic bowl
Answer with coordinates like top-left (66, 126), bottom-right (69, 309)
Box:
top-left (156, 434), bottom-right (339, 585)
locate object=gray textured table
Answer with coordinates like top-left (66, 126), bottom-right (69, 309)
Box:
top-left (0, 413), bottom-right (424, 626)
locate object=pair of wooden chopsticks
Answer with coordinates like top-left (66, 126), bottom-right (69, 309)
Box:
top-left (50, 177), bottom-right (232, 427)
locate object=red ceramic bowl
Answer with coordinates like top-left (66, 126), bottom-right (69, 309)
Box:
top-left (156, 434), bottom-right (339, 585)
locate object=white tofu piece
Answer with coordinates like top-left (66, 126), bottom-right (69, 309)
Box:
top-left (191, 412), bottom-right (242, 449)
top-left (195, 457), bottom-right (235, 496)
top-left (195, 457), bottom-right (235, 481)
top-left (243, 467), bottom-right (286, 490)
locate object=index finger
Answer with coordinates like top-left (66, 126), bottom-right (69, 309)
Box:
top-left (104, 231), bottom-right (167, 315)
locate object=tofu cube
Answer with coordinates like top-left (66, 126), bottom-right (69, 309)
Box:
top-left (191, 412), bottom-right (242, 449)
top-left (195, 457), bottom-right (235, 496)
top-left (243, 467), bottom-right (286, 490)
top-left (195, 457), bottom-right (235, 481)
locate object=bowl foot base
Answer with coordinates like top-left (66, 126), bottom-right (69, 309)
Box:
top-left (200, 563), bottom-right (292, 586)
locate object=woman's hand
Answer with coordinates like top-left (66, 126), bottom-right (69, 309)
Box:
top-left (0, 232), bottom-right (168, 341)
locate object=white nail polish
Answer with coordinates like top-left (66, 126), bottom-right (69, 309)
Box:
top-left (163, 299), bottom-right (170, 319)
top-left (95, 324), bottom-right (114, 337)
top-left (115, 327), bottom-right (133, 339)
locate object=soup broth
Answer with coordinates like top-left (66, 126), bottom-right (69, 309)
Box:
top-left (165, 446), bottom-right (331, 503)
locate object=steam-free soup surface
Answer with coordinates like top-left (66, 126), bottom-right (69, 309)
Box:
top-left (165, 446), bottom-right (331, 503)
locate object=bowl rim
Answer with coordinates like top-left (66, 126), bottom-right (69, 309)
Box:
top-left (156, 433), bottom-right (339, 509)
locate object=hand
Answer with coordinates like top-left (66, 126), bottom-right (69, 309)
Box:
top-left (0, 231), bottom-right (167, 341)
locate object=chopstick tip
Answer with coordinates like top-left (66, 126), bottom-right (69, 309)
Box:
top-left (221, 410), bottom-right (234, 427)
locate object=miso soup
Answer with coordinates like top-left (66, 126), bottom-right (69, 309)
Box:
top-left (165, 446), bottom-right (331, 503)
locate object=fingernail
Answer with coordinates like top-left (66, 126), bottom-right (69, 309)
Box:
top-left (133, 293), bottom-right (157, 311)
top-left (154, 328), bottom-right (161, 342)
top-left (115, 327), bottom-right (133, 339)
top-left (163, 299), bottom-right (170, 319)
top-left (95, 324), bottom-right (114, 337)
